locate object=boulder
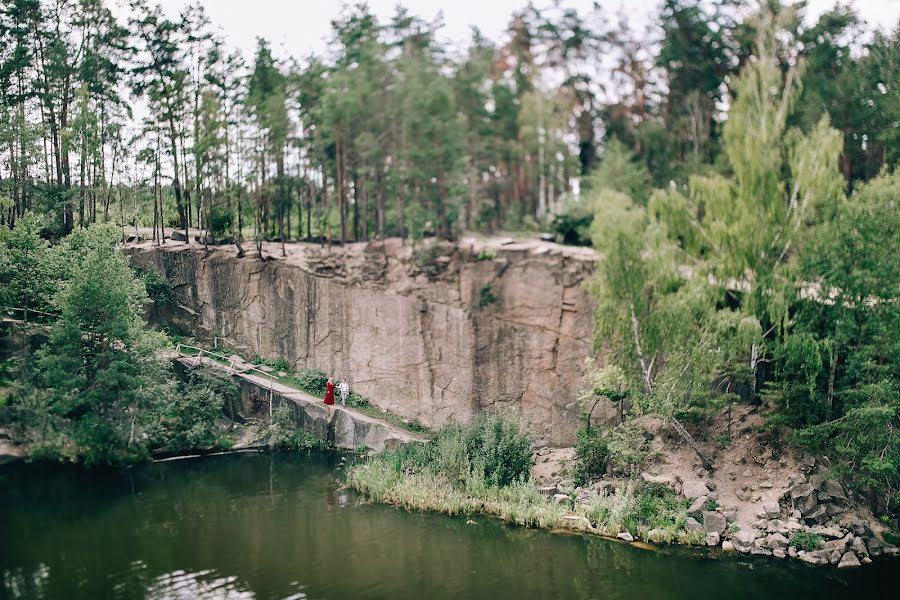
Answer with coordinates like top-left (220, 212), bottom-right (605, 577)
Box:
top-left (797, 550), bottom-right (829, 565)
top-left (829, 550), bottom-right (842, 565)
top-left (641, 473), bottom-right (677, 488)
top-left (721, 540), bottom-right (736, 552)
top-left (561, 515), bottom-right (592, 532)
top-left (687, 495), bottom-right (708, 518)
top-left (763, 532), bottom-right (789, 550)
top-left (703, 511), bottom-right (727, 535)
top-left (617, 532), bottom-right (634, 542)
top-left (884, 545), bottom-right (899, 556)
top-left (851, 536), bottom-right (869, 560)
top-left (734, 529), bottom-right (758, 545)
top-left (686, 517), bottom-right (704, 535)
top-left (866, 536), bottom-right (884, 558)
top-left (821, 479), bottom-right (848, 502)
top-left (705, 532), bottom-right (721, 547)
top-left (837, 551), bottom-right (861, 569)
top-left (170, 230), bottom-right (188, 242)
top-left (773, 548), bottom-right (786, 559)
top-left (536, 485), bottom-right (557, 496)
top-left (763, 502), bottom-right (781, 519)
top-left (809, 526), bottom-right (844, 539)
top-left (557, 479), bottom-right (576, 493)
top-left (750, 546), bottom-right (772, 556)
top-left (821, 534), bottom-right (851, 554)
top-left (721, 505), bottom-right (738, 520)
top-left (733, 529), bottom-right (759, 553)
top-left (576, 490), bottom-right (592, 505)
top-left (789, 482), bottom-right (814, 501)
top-left (803, 506), bottom-right (827, 525)
top-left (647, 529), bottom-right (668, 543)
top-left (552, 493), bottom-right (570, 505)
top-left (682, 479), bottom-right (711, 499)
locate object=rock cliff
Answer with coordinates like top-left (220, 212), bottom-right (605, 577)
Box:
top-left (126, 237), bottom-right (598, 445)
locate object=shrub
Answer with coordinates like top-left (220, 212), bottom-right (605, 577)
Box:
top-left (372, 412), bottom-right (532, 490)
top-left (411, 244), bottom-right (450, 280)
top-left (294, 368), bottom-right (328, 395)
top-left (142, 369), bottom-right (235, 453)
top-left (790, 530), bottom-right (824, 551)
top-left (478, 284), bottom-right (499, 308)
top-left (137, 268), bottom-right (173, 307)
top-left (268, 402), bottom-right (325, 451)
top-left (575, 424), bottom-right (609, 483)
top-left (475, 249), bottom-right (496, 261)
top-left (624, 482), bottom-right (689, 535)
top-left (605, 421), bottom-right (651, 476)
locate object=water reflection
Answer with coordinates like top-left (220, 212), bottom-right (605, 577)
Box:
top-left (0, 453), bottom-right (896, 600)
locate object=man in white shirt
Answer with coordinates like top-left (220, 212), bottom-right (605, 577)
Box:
top-left (339, 379), bottom-right (349, 407)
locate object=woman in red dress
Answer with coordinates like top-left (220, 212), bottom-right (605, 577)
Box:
top-left (324, 377), bottom-right (335, 405)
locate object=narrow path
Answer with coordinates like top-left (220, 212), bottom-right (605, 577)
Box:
top-left (180, 356), bottom-right (427, 447)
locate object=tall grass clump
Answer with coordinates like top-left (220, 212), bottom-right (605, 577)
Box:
top-left (349, 412), bottom-right (698, 544)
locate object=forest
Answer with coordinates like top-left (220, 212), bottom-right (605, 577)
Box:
top-left (0, 0), bottom-right (898, 517)
top-left (0, 0), bottom-right (895, 244)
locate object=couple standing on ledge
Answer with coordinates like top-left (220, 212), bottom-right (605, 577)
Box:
top-left (324, 377), bottom-right (349, 407)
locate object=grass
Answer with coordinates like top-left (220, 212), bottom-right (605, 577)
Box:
top-left (790, 530), bottom-right (824, 551)
top-left (347, 414), bottom-right (701, 545)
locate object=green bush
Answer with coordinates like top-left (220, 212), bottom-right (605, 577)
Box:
top-left (137, 268), bottom-right (173, 307)
top-left (411, 244), bottom-right (450, 280)
top-left (790, 530), bottom-right (824, 551)
top-left (605, 421), bottom-right (651, 476)
top-left (624, 482), bottom-right (690, 535)
top-left (294, 368), bottom-right (328, 395)
top-left (142, 369), bottom-right (236, 454)
top-left (478, 283), bottom-right (499, 308)
top-left (268, 402), bottom-right (325, 451)
top-left (575, 424), bottom-right (609, 483)
top-left (375, 412), bottom-right (532, 489)
top-left (550, 209), bottom-right (593, 246)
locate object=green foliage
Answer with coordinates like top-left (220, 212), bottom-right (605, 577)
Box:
top-left (624, 482), bottom-right (690, 535)
top-left (267, 402), bottom-right (326, 451)
top-left (251, 355), bottom-right (290, 372)
top-left (550, 205), bottom-right (594, 246)
top-left (137, 268), bottom-right (174, 307)
top-left (143, 370), bottom-right (235, 453)
top-left (478, 284), bottom-right (498, 309)
top-left (411, 244), bottom-right (450, 280)
top-left (0, 212), bottom-right (56, 319)
top-left (575, 423), bottom-right (609, 482)
top-left (376, 412), bottom-right (532, 489)
top-left (576, 420), bottom-right (652, 483)
top-left (293, 367), bottom-right (328, 395)
top-left (474, 249), bottom-right (496, 262)
top-left (790, 531), bottom-right (824, 551)
top-left (605, 421), bottom-right (652, 476)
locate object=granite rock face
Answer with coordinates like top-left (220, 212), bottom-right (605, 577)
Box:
top-left (128, 237), bottom-right (598, 445)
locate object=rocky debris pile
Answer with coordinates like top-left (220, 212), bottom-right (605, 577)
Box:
top-left (537, 461), bottom-right (898, 568)
top-left (644, 463), bottom-right (899, 567)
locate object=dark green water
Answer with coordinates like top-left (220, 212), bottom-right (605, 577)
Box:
top-left (0, 452), bottom-right (896, 600)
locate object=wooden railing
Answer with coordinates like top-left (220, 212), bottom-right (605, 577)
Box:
top-left (174, 343), bottom-right (276, 417)
top-left (1, 307), bottom-right (60, 322)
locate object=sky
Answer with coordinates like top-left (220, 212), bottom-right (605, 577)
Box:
top-left (118, 0), bottom-right (900, 60)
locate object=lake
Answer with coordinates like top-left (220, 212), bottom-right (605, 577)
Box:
top-left (0, 452), bottom-right (895, 599)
